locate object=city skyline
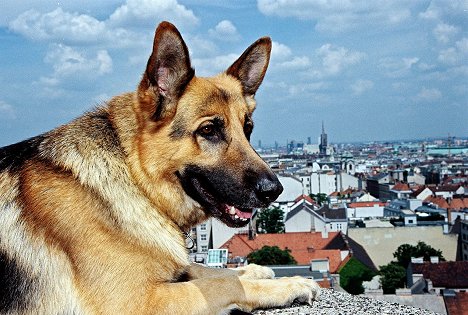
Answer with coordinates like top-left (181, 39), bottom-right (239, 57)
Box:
top-left (0, 1), bottom-right (467, 147)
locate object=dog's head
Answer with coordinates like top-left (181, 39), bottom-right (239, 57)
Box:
top-left (132, 22), bottom-right (282, 229)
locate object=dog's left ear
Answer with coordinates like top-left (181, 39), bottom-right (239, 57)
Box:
top-left (139, 21), bottom-right (194, 120)
top-left (226, 37), bottom-right (272, 97)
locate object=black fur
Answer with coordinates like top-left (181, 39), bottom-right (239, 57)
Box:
top-left (172, 270), bottom-right (190, 283)
top-left (0, 135), bottom-right (45, 172)
top-left (0, 250), bottom-right (34, 312)
top-left (229, 309), bottom-right (252, 315)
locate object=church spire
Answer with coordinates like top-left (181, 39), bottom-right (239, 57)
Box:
top-left (319, 121), bottom-right (328, 157)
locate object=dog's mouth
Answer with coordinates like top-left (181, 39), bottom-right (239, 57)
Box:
top-left (176, 170), bottom-right (254, 228)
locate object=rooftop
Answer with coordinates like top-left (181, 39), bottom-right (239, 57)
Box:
top-left (411, 261), bottom-right (468, 288)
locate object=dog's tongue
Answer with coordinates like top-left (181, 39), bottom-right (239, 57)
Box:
top-left (227, 205), bottom-right (252, 219)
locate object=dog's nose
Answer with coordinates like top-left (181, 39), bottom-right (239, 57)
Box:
top-left (255, 174), bottom-right (283, 204)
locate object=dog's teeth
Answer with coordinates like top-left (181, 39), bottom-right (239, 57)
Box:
top-left (234, 214), bottom-right (239, 219)
top-left (229, 206), bottom-right (236, 215)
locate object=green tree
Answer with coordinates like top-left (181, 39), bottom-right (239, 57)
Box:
top-left (309, 193), bottom-right (328, 206)
top-left (379, 241), bottom-right (445, 293)
top-left (393, 241), bottom-right (445, 268)
top-left (247, 246), bottom-right (296, 265)
top-left (339, 257), bottom-right (376, 295)
top-left (256, 206), bottom-right (284, 234)
top-left (379, 262), bottom-right (406, 294)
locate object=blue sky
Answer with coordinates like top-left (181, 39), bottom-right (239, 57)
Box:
top-left (0, 0), bottom-right (467, 147)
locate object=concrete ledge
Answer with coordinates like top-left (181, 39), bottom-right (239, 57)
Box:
top-left (253, 288), bottom-right (441, 315)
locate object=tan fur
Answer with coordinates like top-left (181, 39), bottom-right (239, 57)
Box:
top-left (0, 21), bottom-right (319, 315)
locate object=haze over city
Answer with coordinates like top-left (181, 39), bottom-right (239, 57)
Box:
top-left (0, 0), bottom-right (467, 146)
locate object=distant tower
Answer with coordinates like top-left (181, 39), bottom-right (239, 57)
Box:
top-left (448, 133), bottom-right (452, 157)
top-left (319, 121), bottom-right (328, 157)
top-left (307, 137), bottom-right (312, 145)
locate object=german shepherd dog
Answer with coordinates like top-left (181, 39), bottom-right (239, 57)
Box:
top-left (0, 22), bottom-right (320, 314)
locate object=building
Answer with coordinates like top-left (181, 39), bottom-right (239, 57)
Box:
top-left (407, 261), bottom-right (468, 295)
top-left (461, 220), bottom-right (468, 261)
top-left (220, 231), bottom-right (376, 274)
top-left (384, 199), bottom-right (421, 226)
top-left (319, 121), bottom-right (328, 157)
top-left (366, 173), bottom-right (391, 200)
top-left (284, 202), bottom-right (348, 234)
top-left (390, 182), bottom-right (412, 199)
top-left (346, 201), bottom-right (386, 220)
top-left (348, 226), bottom-right (458, 267)
top-left (297, 170), bottom-right (360, 196)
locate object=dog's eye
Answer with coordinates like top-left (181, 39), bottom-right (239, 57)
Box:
top-left (198, 125), bottom-right (215, 138)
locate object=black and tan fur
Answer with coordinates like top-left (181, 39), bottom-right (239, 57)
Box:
top-left (0, 22), bottom-right (320, 314)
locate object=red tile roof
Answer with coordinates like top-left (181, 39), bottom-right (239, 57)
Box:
top-left (294, 194), bottom-right (316, 205)
top-left (431, 184), bottom-right (462, 193)
top-left (348, 201), bottom-right (387, 208)
top-left (425, 195), bottom-right (450, 209)
top-left (449, 198), bottom-right (468, 210)
top-left (411, 261), bottom-right (468, 288)
top-left (392, 182), bottom-right (411, 192)
top-left (220, 232), bottom-right (343, 272)
top-left (444, 291), bottom-right (468, 315)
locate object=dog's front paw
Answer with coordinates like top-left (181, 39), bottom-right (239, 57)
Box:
top-left (280, 276), bottom-right (321, 305)
top-left (236, 264), bottom-right (275, 279)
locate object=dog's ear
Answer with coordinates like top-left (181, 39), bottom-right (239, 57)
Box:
top-left (226, 37), bottom-right (272, 97)
top-left (139, 21), bottom-right (194, 120)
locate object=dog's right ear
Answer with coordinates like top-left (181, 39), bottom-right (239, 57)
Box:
top-left (138, 21), bottom-right (194, 121)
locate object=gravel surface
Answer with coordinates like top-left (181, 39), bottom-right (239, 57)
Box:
top-left (253, 288), bottom-right (441, 315)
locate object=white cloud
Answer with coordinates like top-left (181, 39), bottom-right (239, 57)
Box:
top-left (209, 20), bottom-right (240, 41)
top-left (433, 23), bottom-right (459, 44)
top-left (0, 101), bottom-right (16, 120)
top-left (287, 82), bottom-right (328, 97)
top-left (9, 0), bottom-right (198, 45)
top-left (379, 57), bottom-right (419, 78)
top-left (351, 79), bottom-right (374, 95)
top-left (316, 44), bottom-right (365, 76)
top-left (277, 56), bottom-right (311, 69)
top-left (419, 0), bottom-right (467, 22)
top-left (269, 41), bottom-right (310, 70)
top-left (414, 87), bottom-right (442, 102)
top-left (41, 44), bottom-right (112, 86)
top-left (10, 8), bottom-right (106, 42)
top-left (9, 8), bottom-right (135, 46)
top-left (271, 41), bottom-right (292, 61)
top-left (108, 0), bottom-right (198, 28)
top-left (192, 53), bottom-right (239, 76)
top-left (438, 37), bottom-right (468, 65)
top-left (257, 0), bottom-right (414, 32)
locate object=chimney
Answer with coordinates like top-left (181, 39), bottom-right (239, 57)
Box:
top-left (411, 257), bottom-right (424, 264)
top-left (321, 229), bottom-right (329, 239)
top-left (248, 221), bottom-right (256, 240)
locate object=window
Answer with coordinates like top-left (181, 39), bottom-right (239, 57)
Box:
top-left (200, 224), bottom-right (207, 231)
top-left (408, 220), bottom-right (414, 224)
top-left (200, 234), bottom-right (207, 241)
top-left (201, 246), bottom-right (208, 252)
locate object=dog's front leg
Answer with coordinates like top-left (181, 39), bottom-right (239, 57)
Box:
top-left (186, 263), bottom-right (274, 280)
top-left (149, 275), bottom-right (320, 315)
